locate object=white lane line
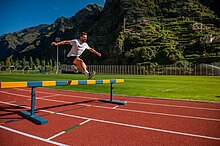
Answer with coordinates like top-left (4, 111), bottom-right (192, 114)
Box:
top-left (15, 88), bottom-right (98, 100)
top-left (12, 88), bottom-right (220, 111)
top-left (55, 112), bottom-right (220, 141)
top-left (0, 90), bottom-right (29, 98)
top-left (47, 131), bottom-right (65, 141)
top-left (0, 91), bottom-right (219, 122)
top-left (1, 101), bottom-right (220, 141)
top-left (0, 125), bottom-right (68, 146)
top-left (37, 98), bottom-right (220, 122)
top-left (0, 101), bottom-right (28, 108)
top-left (113, 105), bottom-right (119, 109)
top-left (0, 90), bottom-right (57, 99)
top-left (115, 108), bottom-right (220, 122)
top-left (80, 119), bottom-right (91, 125)
top-left (40, 95), bottom-right (58, 98)
top-left (45, 119), bottom-right (91, 140)
top-left (127, 100), bottom-right (220, 111)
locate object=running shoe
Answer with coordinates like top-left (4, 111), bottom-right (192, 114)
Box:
top-left (87, 71), bottom-right (96, 79)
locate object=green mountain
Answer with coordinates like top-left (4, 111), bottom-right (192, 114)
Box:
top-left (0, 0), bottom-right (219, 65)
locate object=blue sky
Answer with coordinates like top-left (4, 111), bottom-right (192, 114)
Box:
top-left (0, 0), bottom-right (105, 36)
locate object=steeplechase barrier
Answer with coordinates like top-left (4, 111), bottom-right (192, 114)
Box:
top-left (0, 79), bottom-right (125, 124)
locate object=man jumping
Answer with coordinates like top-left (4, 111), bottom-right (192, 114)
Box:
top-left (51, 32), bottom-right (101, 79)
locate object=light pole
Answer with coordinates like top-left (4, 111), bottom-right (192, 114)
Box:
top-left (55, 37), bottom-right (60, 74)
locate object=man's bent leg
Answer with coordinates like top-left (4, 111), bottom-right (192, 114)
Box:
top-left (73, 58), bottom-right (90, 77)
top-left (73, 58), bottom-right (95, 79)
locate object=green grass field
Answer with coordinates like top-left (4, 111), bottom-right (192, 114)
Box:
top-left (0, 74), bottom-right (220, 102)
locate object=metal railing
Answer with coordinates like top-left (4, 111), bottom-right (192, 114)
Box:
top-left (60, 64), bottom-right (220, 76)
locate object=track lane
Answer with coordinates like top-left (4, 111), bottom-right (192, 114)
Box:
top-left (1, 88), bottom-right (220, 146)
top-left (1, 99), bottom-right (220, 146)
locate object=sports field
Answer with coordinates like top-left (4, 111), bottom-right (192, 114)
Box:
top-left (0, 74), bottom-right (219, 102)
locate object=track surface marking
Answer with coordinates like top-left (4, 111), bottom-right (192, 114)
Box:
top-left (0, 88), bottom-right (220, 146)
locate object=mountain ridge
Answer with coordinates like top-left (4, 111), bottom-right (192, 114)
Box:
top-left (0, 0), bottom-right (219, 65)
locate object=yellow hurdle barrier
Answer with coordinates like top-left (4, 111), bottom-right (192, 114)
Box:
top-left (0, 79), bottom-right (125, 125)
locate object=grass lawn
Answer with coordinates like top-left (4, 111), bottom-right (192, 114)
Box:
top-left (0, 73), bottom-right (220, 102)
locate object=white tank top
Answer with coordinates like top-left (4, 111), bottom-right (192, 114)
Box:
top-left (67, 39), bottom-right (90, 57)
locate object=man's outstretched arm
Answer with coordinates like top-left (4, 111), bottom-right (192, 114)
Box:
top-left (88, 48), bottom-right (102, 57)
top-left (51, 40), bottom-right (71, 46)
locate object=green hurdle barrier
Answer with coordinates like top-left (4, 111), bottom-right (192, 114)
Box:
top-left (0, 79), bottom-right (125, 125)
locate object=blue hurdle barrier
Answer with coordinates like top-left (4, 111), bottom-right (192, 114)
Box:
top-left (0, 79), bottom-right (125, 124)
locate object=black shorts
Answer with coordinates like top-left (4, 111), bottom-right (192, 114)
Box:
top-left (67, 56), bottom-right (77, 65)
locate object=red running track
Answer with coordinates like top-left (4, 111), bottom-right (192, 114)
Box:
top-left (0, 88), bottom-right (220, 146)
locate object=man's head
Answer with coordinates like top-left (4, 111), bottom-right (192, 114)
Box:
top-left (80, 32), bottom-right (87, 43)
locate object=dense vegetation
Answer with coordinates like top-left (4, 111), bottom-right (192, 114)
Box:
top-left (0, 0), bottom-right (219, 67)
top-left (0, 56), bottom-right (57, 72)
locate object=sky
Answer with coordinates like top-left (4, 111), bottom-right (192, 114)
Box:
top-left (0, 0), bottom-right (105, 36)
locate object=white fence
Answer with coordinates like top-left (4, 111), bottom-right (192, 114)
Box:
top-left (60, 64), bottom-right (220, 76)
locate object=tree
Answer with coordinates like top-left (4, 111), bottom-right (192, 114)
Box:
top-left (14, 59), bottom-right (19, 70)
top-left (41, 59), bottom-right (46, 67)
top-left (128, 46), bottom-right (157, 64)
top-left (40, 59), bottom-right (46, 73)
top-left (34, 58), bottom-right (40, 69)
top-left (21, 57), bottom-right (26, 70)
top-left (156, 46), bottom-right (184, 65)
top-left (0, 61), bottom-right (4, 66)
top-left (29, 56), bottom-right (34, 69)
top-left (49, 59), bottom-right (54, 69)
top-left (5, 57), bottom-right (11, 70)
